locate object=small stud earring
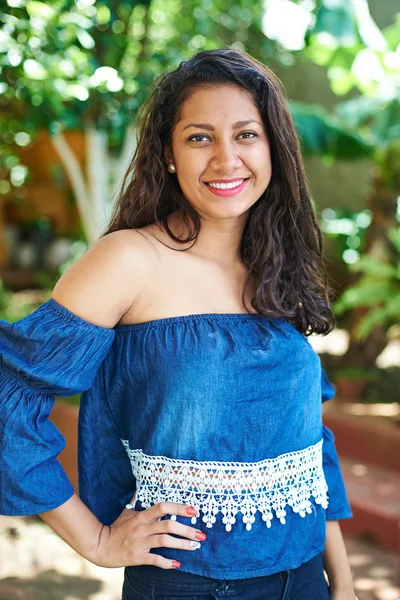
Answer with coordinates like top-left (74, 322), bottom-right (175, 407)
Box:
top-left (167, 163), bottom-right (176, 173)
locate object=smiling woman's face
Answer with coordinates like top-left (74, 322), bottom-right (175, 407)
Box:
top-left (166, 84), bottom-right (272, 221)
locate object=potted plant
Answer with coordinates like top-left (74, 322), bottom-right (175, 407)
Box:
top-left (332, 366), bottom-right (379, 400)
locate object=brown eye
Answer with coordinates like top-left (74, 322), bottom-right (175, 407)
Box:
top-left (188, 135), bottom-right (209, 142)
top-left (238, 132), bottom-right (257, 139)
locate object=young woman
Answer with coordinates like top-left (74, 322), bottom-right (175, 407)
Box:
top-left (0, 49), bottom-right (357, 599)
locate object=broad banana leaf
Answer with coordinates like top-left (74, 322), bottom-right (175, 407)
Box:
top-left (290, 101), bottom-right (373, 158)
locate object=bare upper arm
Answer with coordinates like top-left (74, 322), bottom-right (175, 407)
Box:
top-left (52, 229), bottom-right (158, 328)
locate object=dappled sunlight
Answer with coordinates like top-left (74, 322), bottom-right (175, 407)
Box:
top-left (377, 341), bottom-right (400, 369)
top-left (0, 515), bottom-right (124, 599)
top-left (309, 328), bottom-right (349, 355)
top-left (349, 552), bottom-right (373, 568)
top-left (309, 328), bottom-right (400, 369)
top-left (370, 567), bottom-right (397, 578)
top-left (351, 463), bottom-right (369, 477)
top-left (343, 403), bottom-right (400, 418)
top-left (376, 588), bottom-right (400, 600)
top-left (345, 538), bottom-right (400, 600)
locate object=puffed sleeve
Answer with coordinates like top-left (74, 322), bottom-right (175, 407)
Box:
top-left (0, 298), bottom-right (115, 516)
top-left (321, 366), bottom-right (353, 520)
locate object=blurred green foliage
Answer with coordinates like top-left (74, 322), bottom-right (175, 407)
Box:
top-left (0, 0), bottom-right (266, 144)
top-left (362, 366), bottom-right (400, 402)
top-left (0, 278), bottom-right (48, 321)
top-left (3, 0), bottom-right (396, 199)
top-left (334, 227), bottom-right (400, 339)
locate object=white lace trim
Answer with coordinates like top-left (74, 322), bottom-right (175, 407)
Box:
top-left (121, 440), bottom-right (328, 531)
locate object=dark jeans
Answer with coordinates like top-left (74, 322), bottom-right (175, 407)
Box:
top-left (122, 552), bottom-right (330, 600)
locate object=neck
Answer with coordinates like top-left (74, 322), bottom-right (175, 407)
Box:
top-left (165, 210), bottom-right (248, 269)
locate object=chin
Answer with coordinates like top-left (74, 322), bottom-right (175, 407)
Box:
top-left (207, 202), bottom-right (252, 220)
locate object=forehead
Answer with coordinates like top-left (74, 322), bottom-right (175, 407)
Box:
top-left (177, 84), bottom-right (260, 124)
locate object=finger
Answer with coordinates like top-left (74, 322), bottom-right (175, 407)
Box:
top-left (147, 533), bottom-right (203, 552)
top-left (143, 502), bottom-right (198, 522)
top-left (144, 554), bottom-right (181, 570)
top-left (148, 519), bottom-right (206, 542)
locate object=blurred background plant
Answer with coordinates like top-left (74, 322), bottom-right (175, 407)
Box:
top-left (0, 277), bottom-right (48, 321)
top-left (1, 0), bottom-right (384, 242)
top-left (334, 226), bottom-right (400, 341)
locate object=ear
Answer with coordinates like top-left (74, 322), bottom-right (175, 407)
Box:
top-left (163, 144), bottom-right (174, 165)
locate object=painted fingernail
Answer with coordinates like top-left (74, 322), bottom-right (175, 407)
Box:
top-left (125, 503), bottom-right (134, 509)
top-left (171, 560), bottom-right (181, 568)
top-left (186, 507), bottom-right (197, 516)
top-left (190, 541), bottom-right (201, 549)
top-left (196, 531), bottom-right (206, 540)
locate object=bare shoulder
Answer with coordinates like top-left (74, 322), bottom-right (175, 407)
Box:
top-left (52, 229), bottom-right (159, 328)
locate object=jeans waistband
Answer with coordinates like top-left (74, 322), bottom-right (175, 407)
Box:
top-left (126, 559), bottom-right (298, 590)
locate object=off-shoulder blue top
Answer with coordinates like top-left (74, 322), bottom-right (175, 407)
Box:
top-left (0, 298), bottom-right (352, 579)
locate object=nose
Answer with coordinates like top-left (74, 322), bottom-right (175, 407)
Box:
top-left (210, 139), bottom-right (242, 174)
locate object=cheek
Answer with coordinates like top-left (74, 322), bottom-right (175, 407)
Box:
top-left (247, 142), bottom-right (271, 166)
top-left (177, 157), bottom-right (203, 182)
top-left (252, 155), bottom-right (272, 180)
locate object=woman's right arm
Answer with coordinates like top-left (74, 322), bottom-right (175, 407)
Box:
top-left (1, 231), bottom-right (205, 568)
top-left (40, 493), bottom-right (204, 568)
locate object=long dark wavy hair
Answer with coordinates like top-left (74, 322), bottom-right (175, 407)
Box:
top-left (104, 48), bottom-right (336, 336)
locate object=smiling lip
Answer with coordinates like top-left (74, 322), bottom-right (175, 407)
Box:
top-left (204, 178), bottom-right (250, 197)
top-left (205, 177), bottom-right (250, 184)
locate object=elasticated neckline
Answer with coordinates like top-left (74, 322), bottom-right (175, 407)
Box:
top-left (47, 296), bottom-right (285, 333)
top-left (114, 312), bottom-right (285, 332)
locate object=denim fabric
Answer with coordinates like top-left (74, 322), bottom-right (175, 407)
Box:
top-left (0, 299), bottom-right (115, 514)
top-left (0, 299), bottom-right (352, 579)
top-left (122, 553), bottom-right (330, 599)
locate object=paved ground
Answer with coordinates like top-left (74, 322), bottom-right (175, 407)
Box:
top-left (0, 516), bottom-right (399, 600)
top-left (345, 537), bottom-right (400, 600)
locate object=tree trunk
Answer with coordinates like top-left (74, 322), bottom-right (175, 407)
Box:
top-left (50, 126), bottom-right (137, 244)
top-left (50, 132), bottom-right (94, 243)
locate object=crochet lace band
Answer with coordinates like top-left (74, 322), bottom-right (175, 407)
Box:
top-left (121, 439), bottom-right (328, 532)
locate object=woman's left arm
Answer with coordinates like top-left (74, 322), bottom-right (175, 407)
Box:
top-left (319, 366), bottom-right (356, 597)
top-left (324, 520), bottom-right (356, 599)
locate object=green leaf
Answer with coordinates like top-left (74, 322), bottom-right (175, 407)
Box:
top-left (26, 1), bottom-right (55, 19)
top-left (382, 14), bottom-right (400, 52)
top-left (355, 307), bottom-right (390, 340)
top-left (76, 29), bottom-right (95, 49)
top-left (335, 95), bottom-right (388, 128)
top-left (386, 294), bottom-right (400, 315)
top-left (372, 99), bottom-right (400, 145)
top-left (311, 1), bottom-right (357, 46)
top-left (354, 292), bottom-right (400, 339)
top-left (334, 281), bottom-right (392, 313)
top-left (96, 5), bottom-right (111, 25)
top-left (23, 58), bottom-right (48, 80)
top-left (328, 67), bottom-right (357, 95)
top-left (290, 101), bottom-right (373, 158)
top-left (354, 0), bottom-right (387, 51)
top-left (329, 45), bottom-right (357, 70)
top-left (59, 12), bottom-right (94, 29)
top-left (388, 228), bottom-right (400, 252)
top-left (305, 39), bottom-right (336, 66)
top-left (349, 255), bottom-right (398, 279)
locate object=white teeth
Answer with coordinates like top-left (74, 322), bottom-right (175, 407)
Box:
top-left (208, 179), bottom-right (245, 190)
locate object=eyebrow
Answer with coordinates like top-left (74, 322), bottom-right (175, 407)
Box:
top-left (182, 119), bottom-right (262, 132)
